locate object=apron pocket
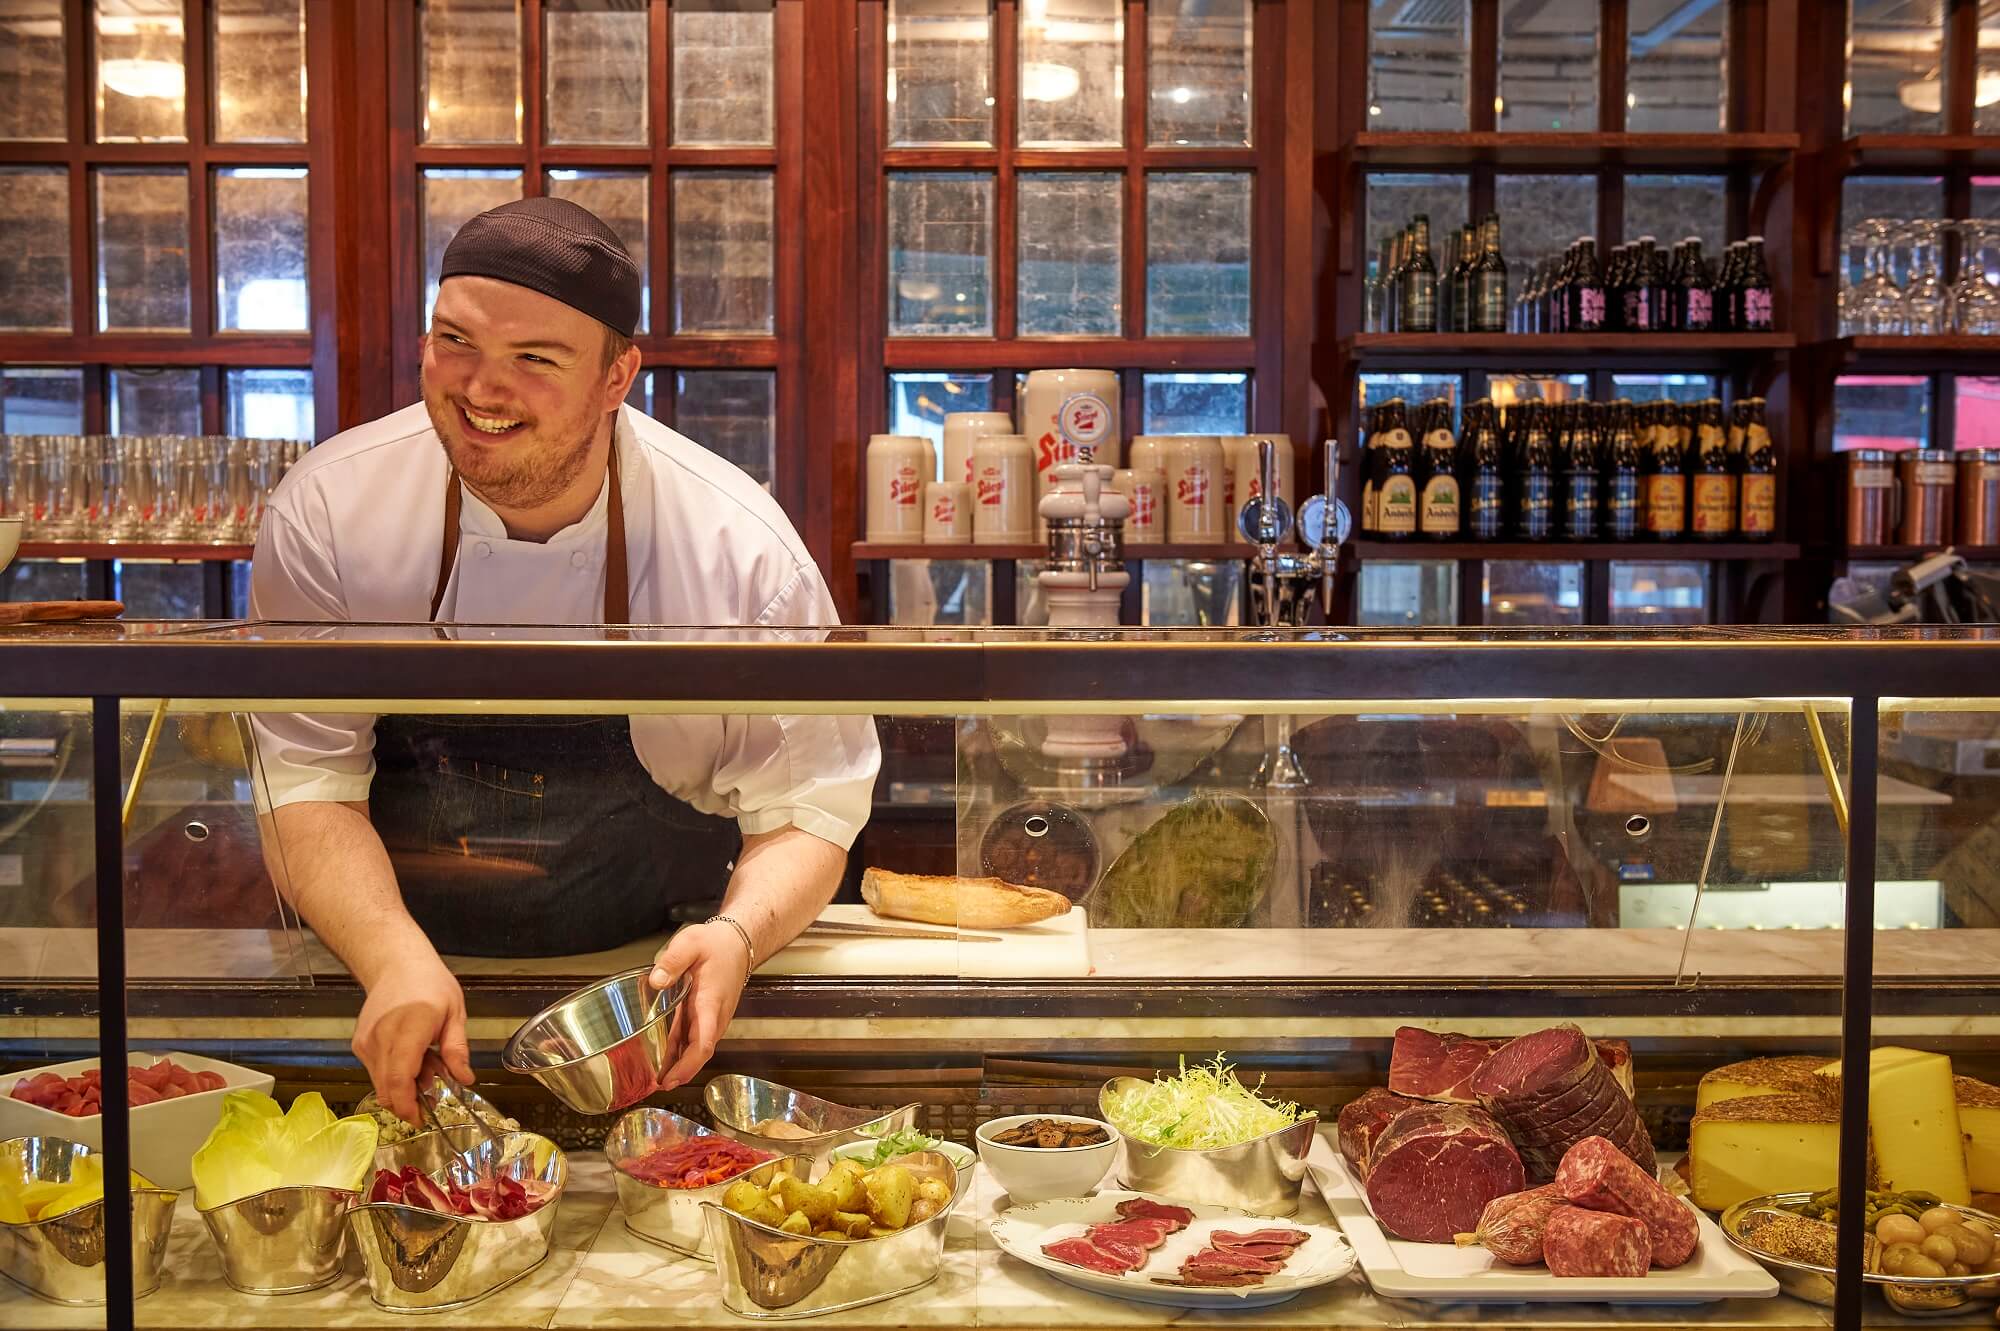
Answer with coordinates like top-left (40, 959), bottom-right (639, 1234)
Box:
top-left (423, 756), bottom-right (549, 870)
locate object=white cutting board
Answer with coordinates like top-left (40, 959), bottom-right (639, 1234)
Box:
top-left (762, 903), bottom-right (1091, 978)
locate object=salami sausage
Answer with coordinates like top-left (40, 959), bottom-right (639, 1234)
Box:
top-left (1542, 1205), bottom-right (1651, 1278)
top-left (1453, 1183), bottom-right (1564, 1266)
top-left (1554, 1135), bottom-right (1698, 1267)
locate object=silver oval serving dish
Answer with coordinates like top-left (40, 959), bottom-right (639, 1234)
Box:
top-left (1097, 1078), bottom-right (1318, 1216)
top-left (1720, 1192), bottom-right (2000, 1314)
top-left (346, 1131), bottom-right (566, 1313)
top-left (700, 1148), bottom-right (963, 1319)
top-left (705, 1075), bottom-right (921, 1171)
top-left (0, 1136), bottom-right (177, 1305)
top-left (197, 1183), bottom-right (356, 1295)
top-left (502, 968), bottom-right (689, 1116)
top-left (605, 1107), bottom-right (802, 1260)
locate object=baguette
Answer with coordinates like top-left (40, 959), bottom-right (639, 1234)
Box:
top-left (859, 867), bottom-right (1073, 929)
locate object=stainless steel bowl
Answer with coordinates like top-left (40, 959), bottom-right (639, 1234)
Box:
top-left (501, 968), bottom-right (689, 1116)
top-left (605, 1107), bottom-right (802, 1260)
top-left (0, 1136), bottom-right (177, 1305)
top-left (700, 1149), bottom-right (962, 1319)
top-left (346, 1131), bottom-right (566, 1313)
top-left (1098, 1079), bottom-right (1318, 1216)
top-left (197, 1184), bottom-right (356, 1295)
top-left (1720, 1192), bottom-right (2000, 1314)
top-left (704, 1075), bottom-right (921, 1171)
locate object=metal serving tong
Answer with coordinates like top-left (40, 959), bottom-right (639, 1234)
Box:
top-left (416, 1053), bottom-right (508, 1179)
top-left (800, 920), bottom-right (1003, 944)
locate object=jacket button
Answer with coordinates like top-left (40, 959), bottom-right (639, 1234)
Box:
top-left (477, 542), bottom-right (492, 558)
top-left (571, 551), bottom-right (587, 569)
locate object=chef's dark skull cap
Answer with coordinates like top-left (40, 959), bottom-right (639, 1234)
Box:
top-left (438, 196), bottom-right (641, 338)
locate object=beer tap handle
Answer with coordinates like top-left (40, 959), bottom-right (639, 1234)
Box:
top-left (1318, 438), bottom-right (1340, 619)
top-left (1081, 467), bottom-right (1102, 591)
top-left (1257, 440), bottom-right (1279, 625)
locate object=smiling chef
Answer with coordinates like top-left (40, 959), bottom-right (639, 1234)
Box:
top-left (249, 198), bottom-right (880, 1123)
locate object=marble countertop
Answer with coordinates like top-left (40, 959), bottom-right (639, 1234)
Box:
top-left (0, 1137), bottom-right (1916, 1331)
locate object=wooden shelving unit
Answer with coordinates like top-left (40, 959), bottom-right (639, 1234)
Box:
top-left (1351, 541), bottom-right (1800, 564)
top-left (1835, 134), bottom-right (2000, 172)
top-left (1344, 132), bottom-right (1800, 170)
top-left (1345, 332), bottom-right (1797, 369)
top-left (17, 543), bottom-right (254, 562)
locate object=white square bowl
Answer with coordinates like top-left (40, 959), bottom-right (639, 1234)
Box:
top-left (0, 1051), bottom-right (275, 1190)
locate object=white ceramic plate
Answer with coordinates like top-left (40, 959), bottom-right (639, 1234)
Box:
top-left (1307, 1133), bottom-right (1778, 1305)
top-left (989, 1188), bottom-right (1355, 1310)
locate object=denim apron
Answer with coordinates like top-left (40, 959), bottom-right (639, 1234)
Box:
top-left (368, 447), bottom-right (741, 956)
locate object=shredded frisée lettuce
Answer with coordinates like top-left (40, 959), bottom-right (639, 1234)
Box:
top-left (1102, 1054), bottom-right (1309, 1150)
top-left (853, 1125), bottom-right (946, 1166)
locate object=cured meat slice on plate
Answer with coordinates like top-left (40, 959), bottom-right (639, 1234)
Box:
top-left (1337, 1087), bottom-right (1424, 1176)
top-left (1363, 1104), bottom-right (1526, 1243)
top-left (1115, 1198), bottom-right (1194, 1230)
top-left (1085, 1220), bottom-right (1175, 1250)
top-left (1471, 1025), bottom-right (1653, 1182)
top-left (1041, 1237), bottom-right (1140, 1275)
top-left (1207, 1241), bottom-right (1299, 1261)
top-left (1210, 1228), bottom-right (1310, 1248)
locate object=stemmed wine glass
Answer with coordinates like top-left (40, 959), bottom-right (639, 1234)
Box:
top-left (1950, 220), bottom-right (2000, 335)
top-left (1857, 219), bottom-right (1908, 335)
top-left (1900, 220), bottom-right (1949, 335)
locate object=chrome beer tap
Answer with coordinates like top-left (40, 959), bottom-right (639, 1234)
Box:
top-left (1238, 438), bottom-right (1348, 628)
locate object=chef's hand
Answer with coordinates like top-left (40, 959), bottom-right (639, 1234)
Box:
top-left (649, 922), bottom-right (752, 1093)
top-left (354, 953), bottom-right (474, 1126)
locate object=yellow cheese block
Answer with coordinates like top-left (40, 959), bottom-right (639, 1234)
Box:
top-left (1688, 1093), bottom-right (1849, 1212)
top-left (1816, 1048), bottom-right (1971, 1205)
top-left (1958, 1076), bottom-right (2000, 1194)
top-left (1697, 1055), bottom-right (1830, 1112)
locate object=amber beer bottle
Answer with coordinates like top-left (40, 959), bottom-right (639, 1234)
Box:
top-left (1644, 403), bottom-right (1689, 540)
top-left (1738, 397), bottom-right (1777, 540)
top-left (1402, 216), bottom-right (1439, 333)
top-left (1375, 399), bottom-right (1420, 539)
top-left (1419, 398), bottom-right (1462, 538)
top-left (1690, 398), bottom-right (1736, 540)
top-left (1465, 401), bottom-right (1507, 540)
top-left (1360, 403), bottom-right (1381, 535)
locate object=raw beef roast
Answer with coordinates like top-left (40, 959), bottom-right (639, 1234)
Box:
top-left (1388, 1027), bottom-right (1497, 1103)
top-left (1362, 1104), bottom-right (1527, 1243)
top-left (1469, 1025), bottom-right (1655, 1183)
top-left (1336, 1087), bottom-right (1423, 1175)
top-left (1554, 1135), bottom-right (1698, 1268)
top-left (1542, 1205), bottom-right (1652, 1278)
top-left (1453, 1183), bottom-right (1565, 1266)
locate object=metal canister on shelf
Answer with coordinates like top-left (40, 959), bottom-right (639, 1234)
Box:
top-left (1223, 434), bottom-right (1295, 545)
top-left (865, 434), bottom-right (933, 542)
top-left (970, 433), bottom-right (1035, 545)
top-left (1898, 447), bottom-right (1955, 545)
top-left (923, 481), bottom-right (971, 544)
top-left (1167, 435), bottom-right (1225, 544)
top-left (1114, 467), bottom-right (1164, 542)
top-left (941, 411), bottom-right (1014, 487)
top-left (1844, 448), bottom-right (1896, 545)
top-left (1957, 448), bottom-right (2000, 545)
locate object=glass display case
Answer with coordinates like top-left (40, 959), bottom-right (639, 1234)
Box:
top-left (0, 622), bottom-right (1996, 1330)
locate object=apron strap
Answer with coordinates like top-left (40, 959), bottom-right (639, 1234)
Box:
top-left (428, 434), bottom-right (631, 625)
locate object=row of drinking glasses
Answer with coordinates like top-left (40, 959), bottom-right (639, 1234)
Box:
top-left (0, 435), bottom-right (307, 544)
top-left (1840, 218), bottom-right (2000, 336)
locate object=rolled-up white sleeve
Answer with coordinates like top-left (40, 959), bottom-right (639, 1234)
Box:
top-left (630, 568), bottom-right (881, 850)
top-left (246, 507), bottom-right (379, 810)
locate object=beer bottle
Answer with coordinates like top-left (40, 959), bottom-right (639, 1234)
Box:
top-left (1517, 403), bottom-right (1555, 540)
top-left (1740, 235), bottom-right (1776, 332)
top-left (1376, 399), bottom-right (1420, 538)
top-left (1680, 237), bottom-right (1714, 332)
top-left (1605, 402), bottom-right (1643, 540)
top-left (1403, 215), bottom-right (1439, 333)
top-left (1360, 402), bottom-right (1382, 534)
top-left (1649, 237), bottom-right (1675, 332)
top-left (1690, 398), bottom-right (1736, 540)
top-left (1471, 214), bottom-right (1509, 334)
top-left (1644, 405), bottom-right (1689, 540)
top-left (1716, 241), bottom-right (1743, 331)
top-left (1466, 401), bottom-right (1507, 540)
top-left (1625, 237), bottom-right (1656, 332)
top-left (1738, 397), bottom-right (1778, 540)
top-left (1419, 399), bottom-right (1462, 538)
top-left (1570, 237), bottom-right (1607, 332)
top-left (1366, 235), bottom-right (1393, 333)
top-left (1559, 401), bottom-right (1602, 541)
top-left (1449, 223), bottom-right (1477, 333)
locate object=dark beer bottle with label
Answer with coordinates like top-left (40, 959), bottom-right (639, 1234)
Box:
top-left (1558, 402), bottom-right (1602, 541)
top-left (1473, 214), bottom-right (1509, 334)
top-left (1569, 237), bottom-right (1607, 333)
top-left (1716, 241), bottom-right (1743, 331)
top-left (1447, 223), bottom-right (1475, 333)
top-left (1605, 402), bottom-right (1643, 540)
top-left (1690, 398), bottom-right (1736, 540)
top-left (1738, 397), bottom-right (1778, 540)
top-left (1517, 403), bottom-right (1556, 540)
top-left (1465, 401), bottom-right (1507, 540)
top-left (1680, 237), bottom-right (1714, 332)
top-left (1402, 215), bottom-right (1438, 333)
top-left (1419, 399), bottom-right (1462, 539)
top-left (1644, 404), bottom-right (1689, 540)
top-left (1739, 235), bottom-right (1776, 332)
top-left (1376, 399), bottom-right (1419, 539)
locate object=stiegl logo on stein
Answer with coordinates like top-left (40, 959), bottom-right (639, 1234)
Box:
top-left (1061, 392), bottom-right (1111, 449)
top-left (931, 493), bottom-right (959, 524)
top-left (1131, 486), bottom-right (1157, 527)
top-left (888, 466), bottom-right (920, 505)
top-left (1177, 467), bottom-right (1210, 505)
top-left (1036, 432), bottom-right (1074, 474)
top-left (977, 472), bottom-right (1007, 506)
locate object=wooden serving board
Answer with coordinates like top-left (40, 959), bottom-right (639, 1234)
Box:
top-left (763, 903), bottom-right (1091, 978)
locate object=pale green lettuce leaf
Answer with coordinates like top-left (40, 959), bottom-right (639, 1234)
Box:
top-left (192, 1090), bottom-right (380, 1209)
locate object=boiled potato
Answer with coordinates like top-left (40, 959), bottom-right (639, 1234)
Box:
top-left (721, 1181), bottom-right (768, 1216)
top-left (813, 1229), bottom-right (849, 1242)
top-left (1879, 1214), bottom-right (1927, 1248)
top-left (867, 1223), bottom-right (900, 1239)
top-left (746, 1197), bottom-right (787, 1229)
top-left (1884, 1243), bottom-right (1921, 1275)
top-left (1921, 1207), bottom-right (1960, 1235)
top-left (1936, 1223), bottom-right (1996, 1267)
top-left (774, 1176), bottom-right (835, 1227)
top-left (830, 1209), bottom-right (873, 1239)
top-left (862, 1165), bottom-right (916, 1230)
top-left (823, 1161), bottom-right (867, 1213)
top-left (1922, 1234), bottom-right (1960, 1266)
top-left (909, 1196), bottom-right (941, 1226)
top-left (918, 1177), bottom-right (952, 1209)
top-left (1903, 1254), bottom-right (1948, 1278)
top-left (778, 1209), bottom-right (813, 1236)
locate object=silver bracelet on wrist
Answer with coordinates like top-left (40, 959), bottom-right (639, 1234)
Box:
top-left (705, 913), bottom-right (756, 970)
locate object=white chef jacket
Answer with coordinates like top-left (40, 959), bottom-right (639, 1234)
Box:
top-left (248, 402), bottom-right (881, 851)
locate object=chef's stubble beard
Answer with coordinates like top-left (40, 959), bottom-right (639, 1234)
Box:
top-left (421, 367), bottom-right (606, 511)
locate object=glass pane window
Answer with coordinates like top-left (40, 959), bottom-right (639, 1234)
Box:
top-left (96, 167), bottom-right (190, 333)
top-left (421, 169), bottom-right (522, 323)
top-left (114, 561), bottom-right (205, 618)
top-left (1361, 373), bottom-right (1462, 432)
top-left (1019, 0), bottom-right (1121, 147)
top-left (1490, 374), bottom-right (1589, 414)
top-left (887, 173), bottom-right (994, 336)
top-left (1623, 175), bottom-right (1726, 255)
top-left (1365, 174), bottom-right (1470, 283)
top-left (1358, 562), bottom-right (1459, 627)
top-left (1496, 173), bottom-right (1597, 274)
top-left (676, 370), bottom-right (776, 490)
top-left (1018, 173), bottom-right (1121, 336)
top-left (110, 367), bottom-right (201, 435)
top-left (1, 0), bottom-right (68, 141)
top-left (212, 0), bottom-right (306, 143)
top-left (1848, 0), bottom-right (1944, 135)
top-left (1981, 2), bottom-right (2000, 133)
top-left (1142, 373), bottom-right (1249, 434)
top-left (886, 560), bottom-right (991, 626)
top-left (1626, 0), bottom-right (1726, 132)
top-left (1960, 376), bottom-right (2000, 449)
top-left (95, 0), bottom-right (186, 142)
top-left (1139, 559), bottom-right (1241, 626)
top-left (625, 367), bottom-right (653, 419)
top-left (1842, 176), bottom-right (1944, 290)
top-left (0, 167), bottom-right (72, 334)
top-left (1975, 176), bottom-right (2000, 220)
top-left (544, 0), bottom-right (648, 146)
top-left (889, 0), bottom-right (992, 146)
top-left (672, 0), bottom-right (774, 147)
top-left (1610, 561), bottom-right (1711, 627)
top-left (1368, 0), bottom-right (1466, 131)
top-left (1148, 0), bottom-right (1251, 147)
top-left (672, 171), bottom-right (773, 335)
top-left (1484, 560), bottom-right (1584, 626)
top-left (214, 168), bottom-right (309, 332)
top-left (1834, 374), bottom-right (1930, 452)
top-left (226, 367), bottom-right (314, 440)
top-left (421, 0), bottom-right (521, 145)
top-left (1, 368), bottom-right (85, 434)
top-left (889, 373), bottom-right (996, 447)
top-left (1498, 0), bottom-right (1598, 131)
top-left (549, 170), bottom-right (650, 332)
top-left (1146, 172), bottom-right (1251, 337)
top-left (7, 561), bottom-right (88, 603)
top-left (1612, 373), bottom-right (1719, 405)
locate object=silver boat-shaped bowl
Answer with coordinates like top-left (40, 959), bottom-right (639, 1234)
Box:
top-left (501, 968), bottom-right (689, 1116)
top-left (700, 1149), bottom-right (963, 1319)
top-left (0, 1136), bottom-right (177, 1305)
top-left (605, 1107), bottom-right (802, 1260)
top-left (1098, 1079), bottom-right (1319, 1216)
top-left (346, 1131), bottom-right (567, 1313)
top-left (197, 1183), bottom-right (357, 1295)
top-left (705, 1074), bottom-right (922, 1171)
top-left (357, 1082), bottom-right (517, 1149)
top-left (1721, 1192), bottom-right (2000, 1313)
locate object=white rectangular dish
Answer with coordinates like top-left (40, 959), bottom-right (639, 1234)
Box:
top-left (1307, 1132), bottom-right (1778, 1305)
top-left (0, 1051), bottom-right (272, 1190)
